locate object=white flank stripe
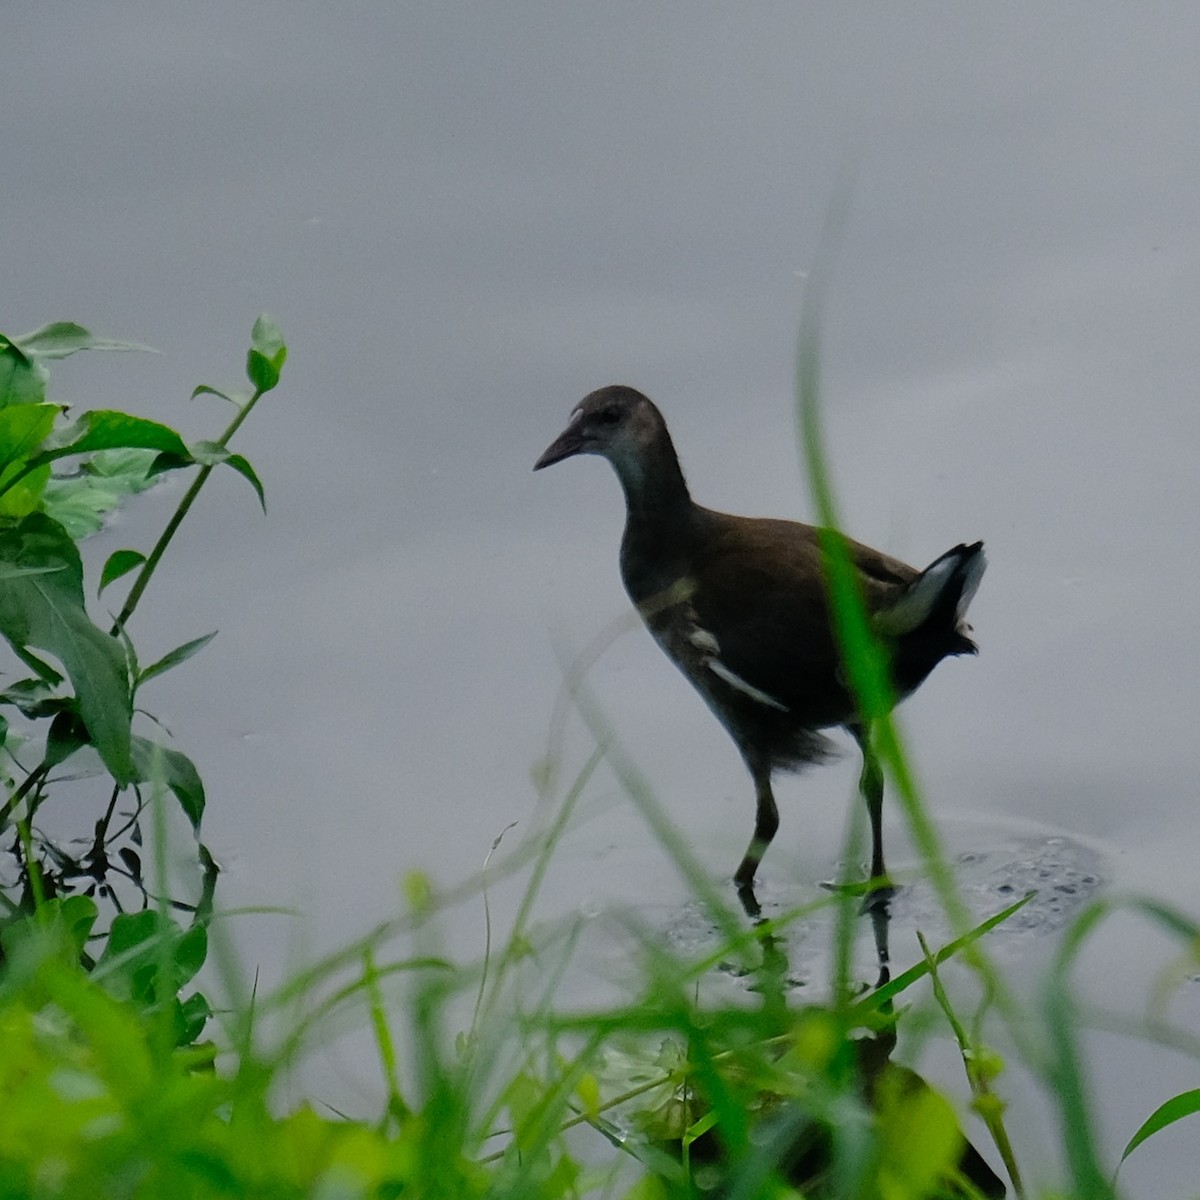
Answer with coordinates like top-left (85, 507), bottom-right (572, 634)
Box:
top-left (709, 661), bottom-right (790, 711)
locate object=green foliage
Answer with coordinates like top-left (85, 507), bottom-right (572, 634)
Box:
top-left (0, 318), bottom-right (281, 838)
top-left (2, 308), bottom-right (1197, 1200)
top-left (0, 909), bottom-right (494, 1199)
top-left (0, 513), bottom-right (134, 782)
top-left (1119, 1087), bottom-right (1200, 1170)
top-left (0, 316), bottom-right (285, 1079)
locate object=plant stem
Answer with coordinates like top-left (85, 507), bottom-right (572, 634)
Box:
top-left (111, 386), bottom-right (264, 635)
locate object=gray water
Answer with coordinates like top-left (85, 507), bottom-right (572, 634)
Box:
top-left (5, 5), bottom-right (1200, 1194)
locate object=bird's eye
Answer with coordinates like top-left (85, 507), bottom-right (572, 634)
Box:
top-left (597, 406), bottom-right (622, 426)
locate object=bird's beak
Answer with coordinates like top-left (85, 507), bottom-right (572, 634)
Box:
top-left (534, 414), bottom-right (586, 470)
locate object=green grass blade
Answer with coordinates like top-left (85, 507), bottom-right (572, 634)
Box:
top-left (1119, 1088), bottom-right (1200, 1168)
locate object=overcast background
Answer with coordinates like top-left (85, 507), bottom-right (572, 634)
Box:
top-left (5, 4), bottom-right (1200, 1194)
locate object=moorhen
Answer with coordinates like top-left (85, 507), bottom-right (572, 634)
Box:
top-left (535, 385), bottom-right (984, 903)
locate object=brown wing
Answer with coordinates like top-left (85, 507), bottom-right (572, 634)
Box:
top-left (687, 513), bottom-right (917, 723)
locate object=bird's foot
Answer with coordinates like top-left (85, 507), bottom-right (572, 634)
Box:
top-left (734, 877), bottom-right (763, 920)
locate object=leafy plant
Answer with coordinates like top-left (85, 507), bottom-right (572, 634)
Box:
top-left (2, 305), bottom-right (1197, 1200)
top-left (0, 316), bottom-right (285, 1048)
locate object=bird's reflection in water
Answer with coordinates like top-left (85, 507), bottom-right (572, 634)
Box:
top-left (661, 892), bottom-right (1006, 1198)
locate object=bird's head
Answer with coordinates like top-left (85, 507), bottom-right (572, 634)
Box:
top-left (534, 386), bottom-right (665, 483)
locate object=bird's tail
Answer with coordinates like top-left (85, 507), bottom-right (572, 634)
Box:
top-left (875, 541), bottom-right (986, 649)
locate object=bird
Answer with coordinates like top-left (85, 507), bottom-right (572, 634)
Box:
top-left (534, 385), bottom-right (985, 905)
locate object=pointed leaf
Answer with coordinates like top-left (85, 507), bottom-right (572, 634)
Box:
top-left (45, 709), bottom-right (90, 768)
top-left (225, 453), bottom-right (265, 511)
top-left (0, 514), bottom-right (133, 783)
top-left (100, 549), bottom-right (147, 595)
top-left (4, 659), bottom-right (65, 697)
top-left (39, 410), bottom-right (191, 460)
top-left (1120, 1089), bottom-right (1200, 1167)
top-left (178, 991), bottom-right (213, 1046)
top-left (137, 631), bottom-right (217, 687)
top-left (129, 736), bottom-right (206, 829)
top-left (191, 383), bottom-right (249, 406)
top-left (186, 442), bottom-right (265, 508)
top-left (14, 322), bottom-right (156, 359)
top-left (118, 846), bottom-right (142, 881)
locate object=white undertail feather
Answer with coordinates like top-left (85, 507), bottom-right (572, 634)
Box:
top-left (955, 546), bottom-right (986, 620)
top-left (874, 545), bottom-right (986, 636)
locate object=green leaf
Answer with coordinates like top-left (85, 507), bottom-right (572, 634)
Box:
top-left (12, 645), bottom-right (66, 686)
top-left (0, 895), bottom-right (99, 966)
top-left (85, 447), bottom-right (166, 485)
top-left (100, 549), bottom-right (147, 595)
top-left (129, 735), bottom-right (206, 829)
top-left (187, 442), bottom-right (265, 508)
top-left (0, 676), bottom-right (63, 715)
top-left (39, 410), bottom-right (191, 461)
top-left (0, 562), bottom-right (66, 583)
top-left (0, 466), bottom-right (50, 520)
top-left (178, 990), bottom-right (214, 1047)
top-left (45, 709), bottom-right (90, 768)
top-left (224, 453), bottom-right (266, 511)
top-left (191, 383), bottom-right (248, 406)
top-left (251, 313), bottom-right (286, 364)
top-left (246, 314), bottom-right (287, 393)
top-left (174, 923), bottom-right (208, 983)
top-left (98, 911), bottom-right (208, 1018)
top-left (14, 322), bottom-right (156, 360)
top-left (0, 405), bottom-right (58, 516)
top-left (147, 450), bottom-right (194, 477)
top-left (137, 631), bottom-right (217, 688)
top-left (43, 449), bottom-right (162, 539)
top-left (245, 349), bottom-right (279, 392)
top-left (0, 514), bottom-right (133, 783)
top-left (1120, 1089), bottom-right (1200, 1167)
top-left (59, 894), bottom-right (100, 956)
top-left (0, 337), bottom-right (48, 405)
top-left (0, 403), bottom-right (59, 468)
top-left (857, 892), bottom-right (1035, 1012)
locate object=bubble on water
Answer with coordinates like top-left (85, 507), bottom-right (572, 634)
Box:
top-left (649, 829), bottom-right (1109, 996)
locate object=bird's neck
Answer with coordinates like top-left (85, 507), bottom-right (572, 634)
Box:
top-left (611, 431), bottom-right (694, 530)
top-left (613, 433), bottom-right (699, 601)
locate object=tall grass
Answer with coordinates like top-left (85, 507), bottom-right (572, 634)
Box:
top-left (2, 314), bottom-right (1198, 1197)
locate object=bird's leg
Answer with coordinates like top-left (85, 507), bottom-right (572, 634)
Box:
top-left (734, 759), bottom-right (778, 902)
top-left (868, 897), bottom-right (892, 988)
top-left (851, 723), bottom-right (892, 909)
